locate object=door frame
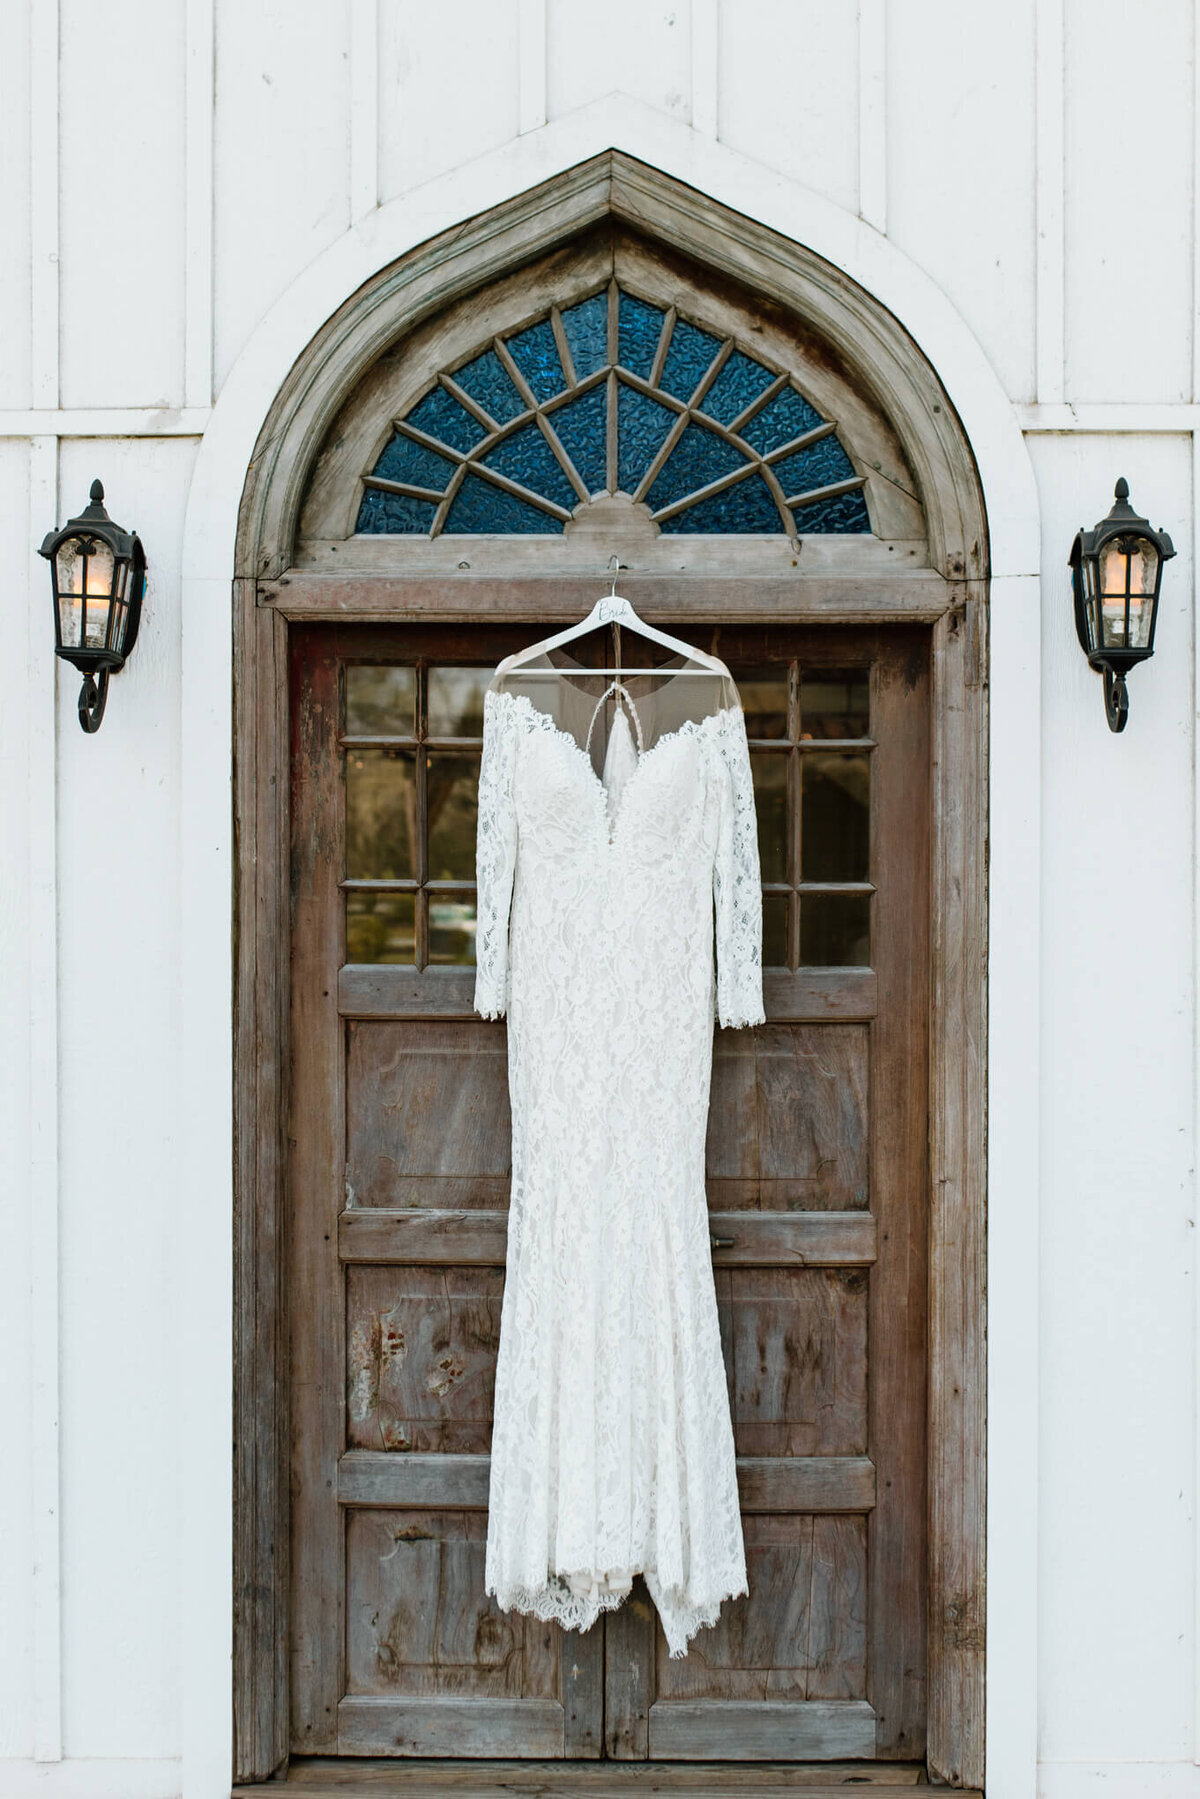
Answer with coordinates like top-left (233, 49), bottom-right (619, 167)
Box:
top-left (230, 153), bottom-right (989, 1790)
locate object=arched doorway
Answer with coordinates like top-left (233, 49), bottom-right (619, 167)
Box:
top-left (232, 153), bottom-right (988, 1792)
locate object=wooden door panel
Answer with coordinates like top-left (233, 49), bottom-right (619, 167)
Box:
top-left (346, 1020), bottom-right (511, 1208)
top-left (289, 623), bottom-right (930, 1766)
top-left (600, 637), bottom-right (928, 1763)
top-left (339, 1511), bottom-right (604, 1756)
top-left (655, 1516), bottom-right (867, 1704)
top-left (347, 1266), bottom-right (501, 1454)
top-left (719, 1268), bottom-right (868, 1458)
top-left (706, 1025), bottom-right (870, 1210)
top-left (345, 1510), bottom-right (555, 1697)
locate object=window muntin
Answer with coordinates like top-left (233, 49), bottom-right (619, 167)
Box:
top-left (355, 283), bottom-right (871, 539)
top-left (341, 658), bottom-right (873, 972)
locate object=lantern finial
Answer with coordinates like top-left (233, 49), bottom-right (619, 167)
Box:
top-left (90, 478), bottom-right (104, 505)
top-left (1115, 476), bottom-right (1129, 503)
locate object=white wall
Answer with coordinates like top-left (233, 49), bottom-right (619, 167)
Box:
top-left (3, 3), bottom-right (1197, 1797)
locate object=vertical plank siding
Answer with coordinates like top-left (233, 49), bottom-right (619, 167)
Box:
top-left (9, 0), bottom-right (1200, 1783)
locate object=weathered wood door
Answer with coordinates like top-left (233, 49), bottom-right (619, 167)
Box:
top-left (288, 619), bottom-right (929, 1764)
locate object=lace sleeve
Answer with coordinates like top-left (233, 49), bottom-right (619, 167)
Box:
top-left (712, 708), bottom-right (766, 1030)
top-left (474, 688), bottom-right (520, 1020)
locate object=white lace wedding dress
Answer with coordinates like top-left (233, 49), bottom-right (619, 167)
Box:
top-left (473, 654), bottom-right (765, 1657)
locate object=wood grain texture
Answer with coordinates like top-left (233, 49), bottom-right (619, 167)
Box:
top-left (647, 1700), bottom-right (876, 1761)
top-left (725, 1270), bottom-right (868, 1458)
top-left (260, 1759), bottom-right (941, 1792)
top-left (706, 1027), bottom-right (870, 1211)
top-left (337, 1697), bottom-right (566, 1758)
top-left (925, 596), bottom-right (987, 1788)
top-left (233, 586), bottom-right (292, 1781)
top-left (560, 1619), bottom-right (603, 1759)
top-left (865, 641), bottom-right (931, 1759)
top-left (346, 1268), bottom-right (502, 1454)
top-left (337, 1209), bottom-right (876, 1267)
top-left (337, 963), bottom-right (877, 1022)
top-left (336, 1453), bottom-right (875, 1516)
top-left (344, 1511), bottom-right (556, 1700)
top-left (346, 1021), bottom-right (510, 1208)
top-left (604, 1580), bottom-right (655, 1760)
top-left (266, 571), bottom-right (952, 626)
top-left (339, 1452), bottom-right (491, 1510)
top-left (289, 638), bottom-right (349, 1753)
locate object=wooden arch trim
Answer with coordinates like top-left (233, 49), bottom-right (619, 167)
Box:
top-left (232, 151), bottom-right (988, 1791)
top-left (238, 152), bottom-right (986, 585)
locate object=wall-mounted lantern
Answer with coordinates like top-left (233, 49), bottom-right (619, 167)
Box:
top-left (1069, 478), bottom-right (1174, 733)
top-left (39, 480), bottom-right (145, 733)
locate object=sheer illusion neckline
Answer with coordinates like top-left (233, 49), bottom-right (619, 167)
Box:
top-left (493, 688), bottom-right (739, 812)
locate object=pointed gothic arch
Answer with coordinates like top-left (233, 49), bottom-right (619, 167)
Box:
top-left (232, 152), bottom-right (988, 1792)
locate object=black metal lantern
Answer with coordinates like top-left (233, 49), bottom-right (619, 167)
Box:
top-left (1069, 477), bottom-right (1174, 733)
top-left (39, 479), bottom-right (145, 732)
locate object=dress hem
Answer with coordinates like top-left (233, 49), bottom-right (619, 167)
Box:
top-left (488, 1574), bottom-right (750, 1660)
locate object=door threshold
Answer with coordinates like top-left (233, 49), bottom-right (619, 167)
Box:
top-left (236, 1759), bottom-right (981, 1796)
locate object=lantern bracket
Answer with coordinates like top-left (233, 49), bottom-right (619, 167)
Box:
top-left (1103, 667), bottom-right (1128, 734)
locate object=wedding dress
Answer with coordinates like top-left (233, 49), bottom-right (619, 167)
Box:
top-left (473, 649), bottom-right (765, 1657)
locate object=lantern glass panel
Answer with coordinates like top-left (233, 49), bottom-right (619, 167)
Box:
top-left (1098, 535), bottom-right (1160, 650)
top-left (56, 536), bottom-right (116, 651)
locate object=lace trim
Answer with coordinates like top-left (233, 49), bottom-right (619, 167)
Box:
top-left (707, 707), bottom-right (767, 1030)
top-left (472, 687), bottom-right (521, 1019)
top-left (489, 1570), bottom-right (749, 1659)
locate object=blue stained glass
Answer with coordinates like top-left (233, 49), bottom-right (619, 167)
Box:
top-left (699, 350), bottom-right (778, 428)
top-left (406, 385), bottom-right (486, 454)
top-left (481, 423), bottom-right (577, 512)
top-left (451, 348), bottom-right (525, 425)
top-left (506, 319), bottom-right (565, 403)
top-left (443, 472), bottom-right (562, 534)
top-left (646, 421), bottom-right (748, 513)
top-left (739, 384), bottom-right (824, 453)
top-left (792, 488), bottom-right (871, 533)
top-left (560, 292), bottom-right (609, 379)
top-left (371, 430), bottom-right (456, 491)
top-left (618, 291), bottom-right (665, 378)
top-left (356, 487), bottom-right (438, 534)
top-left (660, 471), bottom-right (783, 534)
top-left (772, 434), bottom-right (858, 498)
top-left (546, 385), bottom-right (608, 495)
top-left (617, 383), bottom-right (677, 494)
top-left (659, 318), bottom-right (723, 402)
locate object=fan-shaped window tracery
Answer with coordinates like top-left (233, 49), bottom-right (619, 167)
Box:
top-left (355, 282), bottom-right (871, 538)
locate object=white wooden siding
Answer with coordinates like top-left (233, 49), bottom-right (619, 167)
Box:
top-left (545, 1), bottom-right (691, 124)
top-left (1063, 0), bottom-right (1195, 404)
top-left (58, 0), bottom-right (186, 409)
top-left (0, 4), bottom-right (1197, 1796)
top-left (213, 0), bottom-right (352, 389)
top-left (377, 0), bottom-right (520, 203)
top-left (886, 0), bottom-right (1039, 403)
top-left (716, 0), bottom-right (859, 214)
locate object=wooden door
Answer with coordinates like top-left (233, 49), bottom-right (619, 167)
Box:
top-left (288, 621), bottom-right (929, 1764)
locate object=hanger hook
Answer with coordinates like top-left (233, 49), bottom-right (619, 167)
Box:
top-left (607, 554), bottom-right (624, 597)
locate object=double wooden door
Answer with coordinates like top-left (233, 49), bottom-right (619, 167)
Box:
top-left (288, 620), bottom-right (930, 1764)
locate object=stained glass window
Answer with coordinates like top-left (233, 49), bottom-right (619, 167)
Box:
top-left (357, 283), bottom-right (871, 537)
